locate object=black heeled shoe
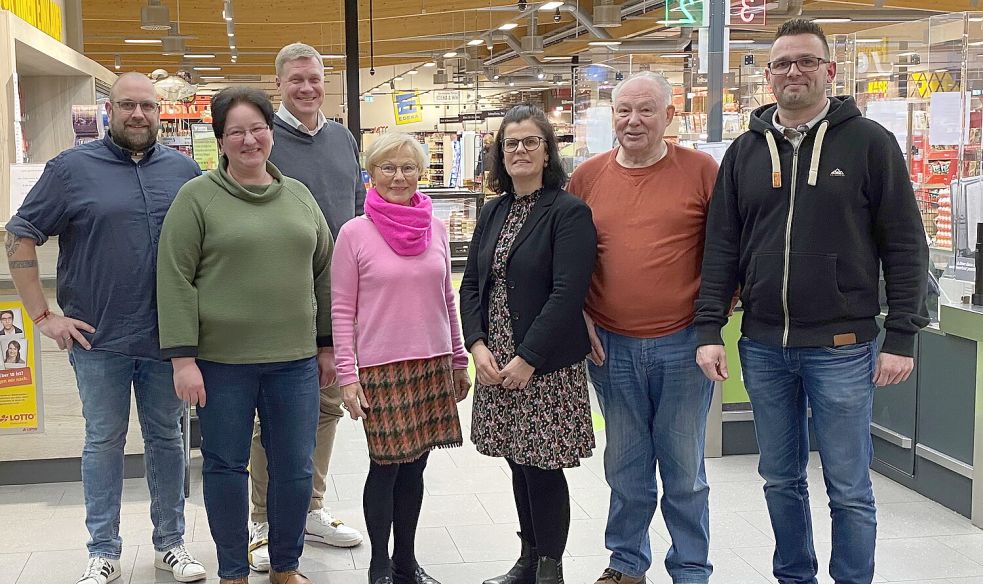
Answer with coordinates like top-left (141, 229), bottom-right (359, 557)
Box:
top-left (370, 577), bottom-right (394, 584)
top-left (483, 532), bottom-right (537, 584)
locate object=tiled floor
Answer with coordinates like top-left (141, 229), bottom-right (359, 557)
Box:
top-left (3, 390), bottom-right (983, 583)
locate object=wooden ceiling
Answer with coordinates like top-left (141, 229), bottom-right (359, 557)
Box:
top-left (81, 0), bottom-right (961, 79)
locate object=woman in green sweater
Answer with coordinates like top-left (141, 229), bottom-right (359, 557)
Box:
top-left (157, 87), bottom-right (331, 584)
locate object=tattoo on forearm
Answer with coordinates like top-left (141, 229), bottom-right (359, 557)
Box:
top-left (4, 233), bottom-right (20, 258)
top-left (8, 260), bottom-right (37, 269)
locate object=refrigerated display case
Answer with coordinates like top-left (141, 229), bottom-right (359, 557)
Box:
top-left (423, 188), bottom-right (483, 266)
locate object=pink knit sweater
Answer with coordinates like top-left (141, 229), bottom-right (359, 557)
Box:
top-left (331, 215), bottom-right (469, 386)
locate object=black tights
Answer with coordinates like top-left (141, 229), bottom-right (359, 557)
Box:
top-left (363, 451), bottom-right (430, 581)
top-left (506, 458), bottom-right (570, 560)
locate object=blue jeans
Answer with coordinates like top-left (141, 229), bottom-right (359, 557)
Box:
top-left (587, 325), bottom-right (713, 583)
top-left (70, 348), bottom-right (186, 559)
top-left (196, 357), bottom-right (319, 580)
top-left (738, 337), bottom-right (877, 584)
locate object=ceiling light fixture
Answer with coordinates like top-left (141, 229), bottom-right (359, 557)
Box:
top-left (543, 56), bottom-right (571, 61)
top-left (813, 17), bottom-right (852, 23)
top-left (499, 22), bottom-right (518, 30)
top-left (588, 40), bottom-right (622, 46)
top-left (729, 39), bottom-right (755, 44)
top-left (140, 0), bottom-right (171, 30)
top-left (194, 66), bottom-right (221, 71)
top-left (443, 51), bottom-right (458, 58)
top-left (855, 38), bottom-right (884, 44)
top-left (540, 1), bottom-right (563, 9)
top-left (322, 54), bottom-right (345, 59)
top-left (423, 61), bottom-right (437, 67)
top-left (223, 1), bottom-right (233, 21)
top-left (468, 39), bottom-right (485, 46)
top-left (124, 38), bottom-right (162, 44)
top-left (114, 54), bottom-right (121, 70)
top-left (393, 76), bottom-right (404, 81)
top-left (201, 76), bottom-right (224, 80)
top-left (407, 70), bottom-right (419, 74)
top-left (660, 53), bottom-right (690, 58)
top-left (185, 54), bottom-right (216, 58)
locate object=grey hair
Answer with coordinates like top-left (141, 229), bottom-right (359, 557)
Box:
top-left (275, 43), bottom-right (323, 77)
top-left (611, 71), bottom-right (674, 109)
top-left (365, 133), bottom-right (427, 176)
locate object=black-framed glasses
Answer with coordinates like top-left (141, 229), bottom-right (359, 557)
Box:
top-left (503, 136), bottom-right (545, 153)
top-left (113, 100), bottom-right (160, 113)
top-left (767, 56), bottom-right (828, 75)
top-left (376, 163), bottom-right (420, 177)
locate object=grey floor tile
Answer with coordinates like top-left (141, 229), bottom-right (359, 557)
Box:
top-left (424, 465), bottom-right (512, 496)
top-left (569, 487), bottom-right (611, 520)
top-left (332, 473), bottom-right (369, 502)
top-left (351, 526), bottom-right (459, 569)
top-left (446, 522), bottom-right (523, 562)
top-left (420, 494), bottom-right (493, 527)
top-left (0, 554), bottom-right (28, 584)
top-left (877, 502), bottom-right (980, 540)
top-left (421, 560), bottom-right (515, 583)
top-left (938, 533), bottom-right (983, 564)
top-left (875, 537), bottom-right (983, 581)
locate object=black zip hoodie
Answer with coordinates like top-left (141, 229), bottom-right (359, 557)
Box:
top-left (695, 96), bottom-right (929, 357)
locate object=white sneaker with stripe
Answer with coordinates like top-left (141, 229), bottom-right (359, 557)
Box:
top-left (154, 544), bottom-right (206, 582)
top-left (75, 556), bottom-right (121, 584)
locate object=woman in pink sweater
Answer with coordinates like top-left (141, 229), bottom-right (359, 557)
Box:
top-left (331, 132), bottom-right (471, 584)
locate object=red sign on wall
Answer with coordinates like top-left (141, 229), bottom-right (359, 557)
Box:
top-left (730, 0), bottom-right (766, 26)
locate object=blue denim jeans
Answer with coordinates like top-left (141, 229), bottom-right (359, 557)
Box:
top-left (587, 325), bottom-right (713, 583)
top-left (195, 357), bottom-right (319, 580)
top-left (738, 337), bottom-right (877, 584)
top-left (70, 348), bottom-right (186, 559)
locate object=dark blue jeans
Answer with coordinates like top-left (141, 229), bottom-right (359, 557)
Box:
top-left (196, 357), bottom-right (319, 580)
top-left (587, 325), bottom-right (713, 583)
top-left (739, 337), bottom-right (878, 584)
top-left (70, 348), bottom-right (186, 559)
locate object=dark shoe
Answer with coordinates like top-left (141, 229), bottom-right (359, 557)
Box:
top-left (483, 532), bottom-right (537, 584)
top-left (392, 565), bottom-right (441, 584)
top-left (593, 568), bottom-right (645, 584)
top-left (371, 578), bottom-right (394, 584)
top-left (535, 557), bottom-right (564, 584)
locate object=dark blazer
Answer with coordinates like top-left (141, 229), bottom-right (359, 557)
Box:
top-left (460, 187), bottom-right (597, 375)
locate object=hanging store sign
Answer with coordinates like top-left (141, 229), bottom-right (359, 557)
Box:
top-left (665, 0), bottom-right (706, 27)
top-left (160, 95), bottom-right (213, 121)
top-left (432, 90), bottom-right (460, 104)
top-left (393, 91), bottom-right (424, 125)
top-left (1, 0), bottom-right (63, 42)
top-left (730, 0), bottom-right (766, 26)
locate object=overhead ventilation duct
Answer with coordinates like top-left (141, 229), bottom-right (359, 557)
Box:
top-left (140, 0), bottom-right (172, 31)
top-left (433, 70), bottom-right (449, 84)
top-left (161, 35), bottom-right (187, 56)
top-left (593, 0), bottom-right (621, 27)
top-left (522, 10), bottom-right (545, 54)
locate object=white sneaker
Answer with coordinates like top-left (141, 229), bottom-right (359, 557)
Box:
top-left (154, 544), bottom-right (206, 582)
top-left (75, 557), bottom-right (121, 584)
top-left (305, 508), bottom-right (363, 547)
top-left (248, 521), bottom-right (271, 572)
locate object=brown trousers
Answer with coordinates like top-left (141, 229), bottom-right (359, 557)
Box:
top-left (249, 383), bottom-right (344, 523)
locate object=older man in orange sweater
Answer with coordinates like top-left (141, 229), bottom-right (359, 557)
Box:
top-left (567, 71), bottom-right (719, 584)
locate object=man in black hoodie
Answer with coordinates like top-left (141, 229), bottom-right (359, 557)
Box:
top-left (695, 19), bottom-right (928, 584)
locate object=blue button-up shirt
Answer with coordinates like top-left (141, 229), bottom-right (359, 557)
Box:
top-left (7, 133), bottom-right (201, 359)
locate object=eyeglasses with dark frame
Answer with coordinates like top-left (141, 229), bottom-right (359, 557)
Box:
top-left (112, 100), bottom-right (161, 113)
top-left (767, 56), bottom-right (829, 75)
top-left (375, 163), bottom-right (420, 177)
top-left (503, 136), bottom-right (546, 153)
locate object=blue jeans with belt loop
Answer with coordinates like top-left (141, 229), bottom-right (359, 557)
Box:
top-left (738, 337), bottom-right (878, 584)
top-left (587, 325), bottom-right (714, 583)
top-left (195, 357), bottom-right (320, 580)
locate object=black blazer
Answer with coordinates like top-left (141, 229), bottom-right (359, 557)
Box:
top-left (460, 187), bottom-right (597, 375)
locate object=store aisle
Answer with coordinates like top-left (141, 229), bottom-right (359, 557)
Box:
top-left (2, 390), bottom-right (983, 583)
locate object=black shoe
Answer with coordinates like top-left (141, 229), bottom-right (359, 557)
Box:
top-left (392, 565), bottom-right (441, 584)
top-left (371, 578), bottom-right (394, 584)
top-left (535, 557), bottom-right (564, 584)
top-left (483, 532), bottom-right (537, 584)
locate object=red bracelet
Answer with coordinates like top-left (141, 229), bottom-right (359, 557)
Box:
top-left (32, 309), bottom-right (50, 324)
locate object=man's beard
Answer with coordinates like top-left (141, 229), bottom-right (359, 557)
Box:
top-left (111, 122), bottom-right (157, 152)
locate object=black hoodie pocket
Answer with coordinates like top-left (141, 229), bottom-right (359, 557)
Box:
top-left (743, 252), bottom-right (850, 326)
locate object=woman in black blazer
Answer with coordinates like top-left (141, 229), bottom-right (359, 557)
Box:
top-left (460, 104), bottom-right (597, 584)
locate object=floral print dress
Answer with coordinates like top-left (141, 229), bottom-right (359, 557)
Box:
top-left (470, 191), bottom-right (595, 469)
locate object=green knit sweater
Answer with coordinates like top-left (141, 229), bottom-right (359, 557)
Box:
top-left (157, 156), bottom-right (333, 364)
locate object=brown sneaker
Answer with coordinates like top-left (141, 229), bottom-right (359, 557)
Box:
top-left (594, 568), bottom-right (645, 584)
top-left (219, 579), bottom-right (248, 584)
top-left (270, 570), bottom-right (313, 584)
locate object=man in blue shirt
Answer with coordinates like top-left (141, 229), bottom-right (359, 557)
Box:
top-left (5, 72), bottom-right (206, 584)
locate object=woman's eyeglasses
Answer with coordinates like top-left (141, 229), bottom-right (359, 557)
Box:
top-left (503, 136), bottom-right (546, 153)
top-left (376, 164), bottom-right (420, 177)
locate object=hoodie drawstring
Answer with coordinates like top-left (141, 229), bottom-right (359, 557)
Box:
top-left (807, 120), bottom-right (829, 187)
top-left (765, 131), bottom-right (782, 188)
